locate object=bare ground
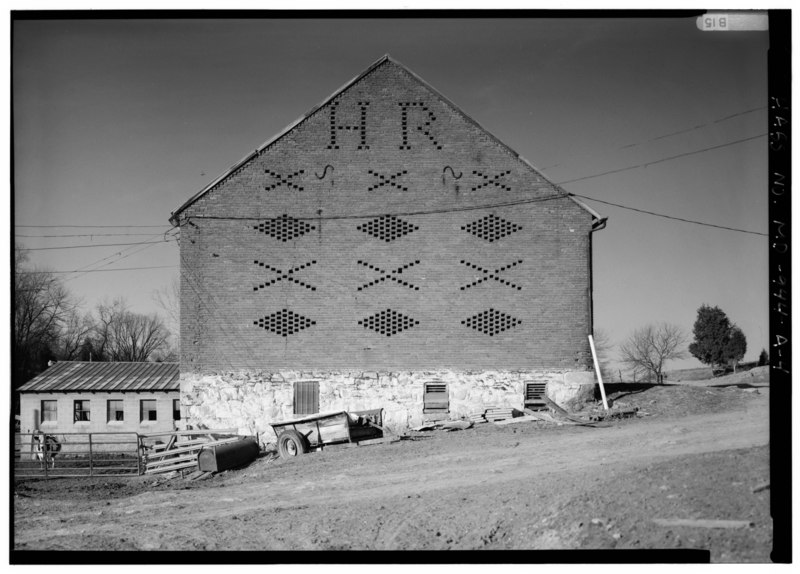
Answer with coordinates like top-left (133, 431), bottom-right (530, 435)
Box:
top-left (13, 370), bottom-right (773, 561)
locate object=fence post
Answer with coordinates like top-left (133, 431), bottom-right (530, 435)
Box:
top-left (88, 433), bottom-right (93, 477)
top-left (136, 434), bottom-right (142, 476)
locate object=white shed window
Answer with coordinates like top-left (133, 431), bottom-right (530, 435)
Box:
top-left (41, 400), bottom-right (57, 423)
top-left (140, 399), bottom-right (157, 422)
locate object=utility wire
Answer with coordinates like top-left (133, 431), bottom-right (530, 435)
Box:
top-left (619, 106), bottom-right (767, 150)
top-left (556, 133), bottom-right (767, 185)
top-left (16, 232), bottom-right (173, 238)
top-left (24, 265), bottom-right (176, 274)
top-left (540, 106), bottom-right (766, 170)
top-left (570, 193), bottom-right (767, 236)
top-left (24, 239), bottom-right (178, 251)
top-left (15, 224), bottom-right (171, 229)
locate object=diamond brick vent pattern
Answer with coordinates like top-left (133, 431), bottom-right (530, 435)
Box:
top-left (462, 214), bottom-right (522, 242)
top-left (254, 214), bottom-right (315, 242)
top-left (357, 215), bottom-right (419, 242)
top-left (358, 309), bottom-right (420, 337)
top-left (461, 309), bottom-right (522, 336)
top-left (254, 309), bottom-right (316, 337)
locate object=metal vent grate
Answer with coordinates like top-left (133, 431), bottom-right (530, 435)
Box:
top-left (524, 382), bottom-right (547, 407)
top-left (254, 309), bottom-right (316, 337)
top-left (461, 309), bottom-right (522, 336)
top-left (357, 215), bottom-right (419, 242)
top-left (423, 382), bottom-right (449, 413)
top-left (254, 214), bottom-right (315, 242)
top-left (462, 214), bottom-right (522, 242)
top-left (358, 309), bottom-right (419, 337)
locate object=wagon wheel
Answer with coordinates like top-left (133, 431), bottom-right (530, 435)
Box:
top-left (277, 430), bottom-right (309, 458)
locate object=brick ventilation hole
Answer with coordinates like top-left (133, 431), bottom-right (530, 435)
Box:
top-left (253, 260), bottom-right (317, 291)
top-left (265, 169), bottom-right (305, 191)
top-left (461, 309), bottom-right (522, 336)
top-left (471, 169), bottom-right (512, 192)
top-left (357, 215), bottom-right (419, 242)
top-left (460, 259), bottom-right (523, 291)
top-left (254, 214), bottom-right (315, 242)
top-left (358, 309), bottom-right (420, 337)
top-left (357, 260), bottom-right (421, 291)
top-left (254, 309), bottom-right (316, 337)
top-left (461, 214), bottom-right (522, 242)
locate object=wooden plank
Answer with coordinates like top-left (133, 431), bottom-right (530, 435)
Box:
top-left (145, 437), bottom-right (239, 461)
top-left (493, 415), bottom-right (541, 426)
top-left (138, 429), bottom-right (238, 438)
top-left (146, 452), bottom-right (199, 469)
top-left (652, 518), bottom-right (754, 529)
top-left (356, 436), bottom-right (401, 447)
top-left (145, 460), bottom-right (198, 475)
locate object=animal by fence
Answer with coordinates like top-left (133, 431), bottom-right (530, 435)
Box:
top-left (32, 433), bottom-right (61, 469)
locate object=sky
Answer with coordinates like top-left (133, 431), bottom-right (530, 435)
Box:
top-left (11, 15), bottom-right (771, 372)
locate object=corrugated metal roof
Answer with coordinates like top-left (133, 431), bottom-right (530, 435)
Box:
top-left (17, 362), bottom-right (179, 393)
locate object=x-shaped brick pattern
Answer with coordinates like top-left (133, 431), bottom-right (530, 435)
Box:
top-left (367, 169), bottom-right (408, 191)
top-left (471, 169), bottom-right (512, 191)
top-left (460, 259), bottom-right (523, 291)
top-left (357, 260), bottom-right (420, 291)
top-left (254, 260), bottom-right (317, 291)
top-left (265, 169), bottom-right (305, 191)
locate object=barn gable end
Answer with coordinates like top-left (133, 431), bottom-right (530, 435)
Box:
top-left (172, 56), bottom-right (603, 437)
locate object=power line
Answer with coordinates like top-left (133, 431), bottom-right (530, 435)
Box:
top-left (24, 239), bottom-right (178, 251)
top-left (15, 224), bottom-right (172, 229)
top-left (570, 193), bottom-right (767, 236)
top-left (540, 106), bottom-right (766, 170)
top-left (24, 265), bottom-right (176, 274)
top-left (556, 133), bottom-right (767, 185)
top-left (16, 232), bottom-right (176, 238)
top-left (188, 193), bottom-right (569, 223)
top-left (618, 106), bottom-right (767, 150)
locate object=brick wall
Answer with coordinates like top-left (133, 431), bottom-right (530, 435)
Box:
top-left (177, 60), bottom-right (595, 375)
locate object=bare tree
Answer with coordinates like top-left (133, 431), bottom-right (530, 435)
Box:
top-left (14, 245), bottom-right (77, 387)
top-left (619, 323), bottom-right (687, 384)
top-left (53, 309), bottom-right (94, 361)
top-left (92, 298), bottom-right (170, 362)
top-left (152, 277), bottom-right (180, 360)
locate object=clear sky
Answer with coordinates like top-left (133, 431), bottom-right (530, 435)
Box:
top-left (12, 15), bottom-right (770, 371)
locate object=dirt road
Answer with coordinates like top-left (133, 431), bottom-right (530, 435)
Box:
top-left (14, 381), bottom-right (771, 559)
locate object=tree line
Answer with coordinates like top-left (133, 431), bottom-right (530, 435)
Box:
top-left (13, 245), bottom-right (178, 389)
top-left (597, 304), bottom-right (765, 384)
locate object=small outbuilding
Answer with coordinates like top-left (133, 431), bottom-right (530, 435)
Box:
top-left (17, 361), bottom-right (180, 436)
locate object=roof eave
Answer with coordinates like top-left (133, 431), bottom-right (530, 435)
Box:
top-left (168, 54), bottom-right (393, 226)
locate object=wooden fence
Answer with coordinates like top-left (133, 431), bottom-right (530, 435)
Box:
top-left (14, 429), bottom-right (249, 479)
top-left (14, 432), bottom-right (140, 478)
top-left (138, 429), bottom-right (242, 475)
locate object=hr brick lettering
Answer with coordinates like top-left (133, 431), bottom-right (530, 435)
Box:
top-left (327, 100), bottom-right (442, 150)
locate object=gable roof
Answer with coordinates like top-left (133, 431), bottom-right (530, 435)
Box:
top-left (168, 54), bottom-right (604, 227)
top-left (17, 362), bottom-right (179, 393)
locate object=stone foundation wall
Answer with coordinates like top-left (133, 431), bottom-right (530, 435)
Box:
top-left (181, 370), bottom-right (596, 445)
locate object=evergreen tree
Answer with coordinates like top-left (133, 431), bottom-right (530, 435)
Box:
top-left (724, 326), bottom-right (747, 372)
top-left (688, 305), bottom-right (747, 371)
top-left (688, 305), bottom-right (731, 369)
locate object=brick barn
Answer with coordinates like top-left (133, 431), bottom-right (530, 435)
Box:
top-left (169, 55), bottom-right (607, 438)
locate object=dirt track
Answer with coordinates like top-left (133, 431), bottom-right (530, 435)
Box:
top-left (14, 374), bottom-right (772, 560)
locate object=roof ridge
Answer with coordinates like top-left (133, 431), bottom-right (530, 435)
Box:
top-left (168, 55), bottom-right (602, 224)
